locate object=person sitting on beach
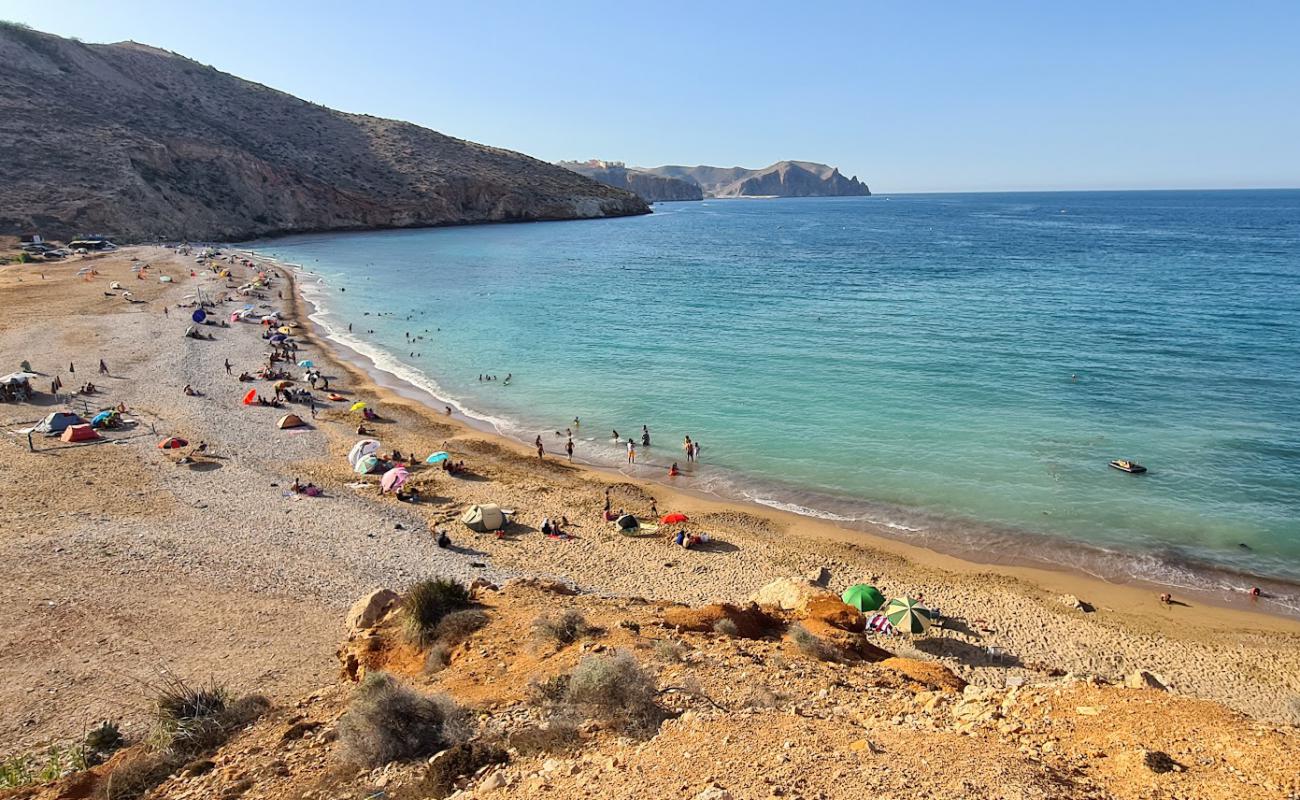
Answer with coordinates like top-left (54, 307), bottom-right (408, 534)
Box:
top-left (672, 530), bottom-right (686, 547)
top-left (303, 483), bottom-right (322, 497)
top-left (604, 507), bottom-right (620, 522)
top-left (668, 462), bottom-right (680, 477)
top-left (356, 423), bottom-right (370, 435)
top-left (540, 517), bottom-right (553, 536)
top-left (436, 529), bottom-right (450, 548)
top-left (390, 449), bottom-right (403, 463)
top-left (183, 384), bottom-right (197, 396)
top-left (291, 477), bottom-right (302, 493)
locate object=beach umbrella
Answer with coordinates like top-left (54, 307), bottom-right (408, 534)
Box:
top-left (381, 466), bottom-right (410, 493)
top-left (192, 309), bottom-right (207, 324)
top-left (841, 584), bottom-right (886, 613)
top-left (882, 597), bottom-right (933, 635)
top-left (660, 512), bottom-right (689, 525)
top-left (425, 451), bottom-right (450, 464)
top-left (158, 436), bottom-right (188, 449)
top-left (354, 454), bottom-right (381, 475)
top-left (242, 388), bottom-right (257, 405)
top-left (298, 360), bottom-right (314, 368)
top-left (348, 438), bottom-right (381, 468)
top-left (350, 401), bottom-right (367, 412)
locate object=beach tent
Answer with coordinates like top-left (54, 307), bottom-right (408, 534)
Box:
top-left (381, 466), bottom-right (410, 493)
top-left (158, 437), bottom-right (188, 449)
top-left (90, 410), bottom-right (116, 428)
top-left (60, 424), bottom-right (100, 443)
top-left (841, 584), bottom-right (886, 613)
top-left (354, 454), bottom-right (382, 475)
top-left (0, 372), bottom-right (36, 386)
top-left (277, 413), bottom-right (306, 429)
top-left (616, 513), bottom-right (639, 531)
top-left (242, 388), bottom-right (257, 405)
top-left (348, 439), bottom-right (381, 468)
top-left (425, 451), bottom-right (450, 464)
top-left (298, 360), bottom-right (314, 368)
top-left (660, 512), bottom-right (689, 524)
top-left (35, 411), bottom-right (85, 434)
top-left (461, 504), bottom-right (506, 533)
top-left (882, 597), bottom-right (933, 635)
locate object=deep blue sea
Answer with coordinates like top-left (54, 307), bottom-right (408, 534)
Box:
top-left (248, 191), bottom-right (1300, 608)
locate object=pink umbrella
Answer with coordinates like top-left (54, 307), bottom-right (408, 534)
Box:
top-left (380, 467), bottom-right (410, 493)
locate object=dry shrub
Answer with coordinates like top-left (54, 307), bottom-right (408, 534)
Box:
top-left (789, 623), bottom-right (840, 662)
top-left (408, 742), bottom-right (507, 799)
top-left (403, 578), bottom-right (472, 647)
top-left (424, 643), bottom-right (452, 674)
top-left (337, 672), bottom-right (471, 767)
top-left (433, 609), bottom-right (489, 644)
top-left (531, 609), bottom-right (598, 647)
top-left (529, 651), bottom-right (665, 737)
top-left (101, 752), bottom-right (174, 800)
top-left (653, 639), bottom-right (687, 662)
top-left (507, 721), bottom-right (581, 755)
top-left (712, 618), bottom-right (740, 637)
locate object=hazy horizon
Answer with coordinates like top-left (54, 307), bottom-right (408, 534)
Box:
top-left (4, 0), bottom-right (1298, 193)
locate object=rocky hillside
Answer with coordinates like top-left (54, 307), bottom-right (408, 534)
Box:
top-left (0, 24), bottom-right (649, 242)
top-left (557, 160), bottom-right (703, 202)
top-left (643, 161), bottom-right (871, 198)
top-left (8, 578), bottom-right (1298, 800)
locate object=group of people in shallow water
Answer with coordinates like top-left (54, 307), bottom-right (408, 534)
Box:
top-left (479, 373), bottom-right (511, 385)
top-left (536, 419), bottom-right (703, 474)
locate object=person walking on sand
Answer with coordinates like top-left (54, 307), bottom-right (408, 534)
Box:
top-left (163, 306), bottom-right (169, 317)
top-left (626, 438), bottom-right (637, 464)
top-left (224, 358), bottom-right (232, 375)
top-left (566, 438), bottom-right (574, 462)
top-left (535, 435), bottom-right (545, 460)
top-left (98, 359), bottom-right (108, 375)
top-left (684, 435), bottom-right (694, 463)
top-left (69, 362), bottom-right (74, 375)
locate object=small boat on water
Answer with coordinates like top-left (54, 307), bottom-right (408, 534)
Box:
top-left (1109, 459), bottom-right (1147, 474)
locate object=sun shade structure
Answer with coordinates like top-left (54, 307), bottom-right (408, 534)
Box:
top-left (158, 437), bottom-right (188, 449)
top-left (349, 401), bottom-right (367, 412)
top-left (660, 512), bottom-right (689, 524)
top-left (354, 454), bottom-right (382, 474)
top-left (381, 466), bottom-right (410, 493)
top-left (192, 309), bottom-right (207, 323)
top-left (882, 597), bottom-right (934, 635)
top-left (461, 504), bottom-right (506, 532)
top-left (298, 360), bottom-right (314, 368)
top-left (35, 411), bottom-right (85, 434)
top-left (842, 584), bottom-right (886, 612)
top-left (242, 389), bottom-right (257, 405)
top-left (425, 451), bottom-right (450, 464)
top-left (276, 413), bottom-right (306, 429)
top-left (348, 439), bottom-right (381, 468)
top-left (616, 513), bottom-right (639, 530)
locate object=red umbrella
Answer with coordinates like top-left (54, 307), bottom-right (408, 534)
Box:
top-left (660, 512), bottom-right (689, 524)
top-left (158, 437), bottom-right (188, 449)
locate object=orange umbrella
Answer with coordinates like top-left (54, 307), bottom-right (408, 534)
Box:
top-left (242, 388), bottom-right (257, 405)
top-left (158, 437), bottom-right (189, 449)
top-left (660, 513), bottom-right (689, 524)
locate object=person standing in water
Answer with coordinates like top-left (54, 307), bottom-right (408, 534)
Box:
top-left (684, 435), bottom-right (694, 463)
top-left (693, 440), bottom-right (702, 462)
top-left (565, 438), bottom-right (575, 462)
top-left (626, 438), bottom-right (636, 464)
top-left (573, 416), bottom-right (580, 431)
top-left (535, 435), bottom-right (545, 460)
top-left (641, 426), bottom-right (650, 447)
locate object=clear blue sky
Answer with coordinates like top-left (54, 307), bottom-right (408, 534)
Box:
top-left (4, 0), bottom-right (1298, 192)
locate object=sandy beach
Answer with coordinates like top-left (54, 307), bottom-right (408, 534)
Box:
top-left (2, 245), bottom-right (1299, 761)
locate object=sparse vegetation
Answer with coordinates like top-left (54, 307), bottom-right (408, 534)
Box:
top-left (712, 618), bottom-right (740, 637)
top-left (506, 720), bottom-right (582, 755)
top-left (424, 642), bottom-right (452, 674)
top-left (84, 720), bottom-right (125, 755)
top-left (337, 672), bottom-right (471, 767)
top-left (0, 744), bottom-right (88, 790)
top-left (528, 650), bottom-right (666, 737)
top-left (433, 608), bottom-right (489, 645)
top-left (653, 639), bottom-right (688, 662)
top-left (789, 623), bottom-right (840, 662)
top-left (531, 609), bottom-right (599, 647)
top-left (402, 578), bottom-right (472, 647)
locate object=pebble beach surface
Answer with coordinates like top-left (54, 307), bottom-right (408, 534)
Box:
top-left (1, 246), bottom-right (1298, 754)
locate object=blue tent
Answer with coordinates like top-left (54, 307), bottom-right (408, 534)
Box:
top-left (91, 410), bottom-right (115, 428)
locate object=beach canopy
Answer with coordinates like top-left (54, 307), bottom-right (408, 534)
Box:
top-left (842, 584), bottom-right (886, 612)
top-left (298, 360), bottom-right (314, 368)
top-left (349, 401), bottom-right (367, 413)
top-left (242, 388), bottom-right (257, 405)
top-left (158, 437), bottom-right (188, 449)
top-left (461, 504), bottom-right (506, 533)
top-left (0, 372), bottom-right (37, 385)
top-left (60, 424), bottom-right (100, 443)
top-left (192, 309), bottom-right (207, 323)
top-left (425, 451), bottom-right (450, 464)
top-left (277, 413), bottom-right (306, 429)
top-left (616, 513), bottom-right (639, 531)
top-left (882, 597), bottom-right (934, 635)
top-left (35, 411), bottom-right (85, 434)
top-left (348, 439), bottom-right (381, 468)
top-left (354, 454), bottom-right (382, 475)
top-left (381, 466), bottom-right (410, 493)
top-left (660, 512), bottom-right (689, 524)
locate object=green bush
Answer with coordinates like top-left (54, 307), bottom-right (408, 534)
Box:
top-left (0, 745), bottom-right (88, 790)
top-left (403, 578), bottom-right (472, 647)
top-left (337, 672), bottom-right (471, 767)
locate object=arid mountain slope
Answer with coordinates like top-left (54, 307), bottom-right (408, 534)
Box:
top-left (643, 160), bottom-right (871, 197)
top-left (557, 160), bottom-right (703, 202)
top-left (0, 25), bottom-right (648, 242)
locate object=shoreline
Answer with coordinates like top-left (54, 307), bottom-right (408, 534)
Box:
top-left (255, 251), bottom-right (1300, 623)
top-left (252, 250), bottom-right (1300, 627)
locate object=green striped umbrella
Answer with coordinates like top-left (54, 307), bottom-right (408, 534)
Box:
top-left (841, 584), bottom-right (885, 612)
top-left (883, 597), bottom-right (933, 635)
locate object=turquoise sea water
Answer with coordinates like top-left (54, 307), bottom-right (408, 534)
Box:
top-left (248, 191), bottom-right (1300, 607)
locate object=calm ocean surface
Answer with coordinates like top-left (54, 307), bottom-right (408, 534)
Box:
top-left (248, 191), bottom-right (1300, 607)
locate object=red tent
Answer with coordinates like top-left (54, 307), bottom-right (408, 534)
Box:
top-left (60, 424), bottom-right (101, 443)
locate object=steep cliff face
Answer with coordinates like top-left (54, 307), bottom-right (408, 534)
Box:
top-left (641, 161), bottom-right (870, 198)
top-left (0, 25), bottom-right (649, 242)
top-left (558, 160), bottom-right (703, 202)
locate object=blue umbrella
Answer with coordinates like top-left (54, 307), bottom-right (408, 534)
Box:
top-left (425, 451), bottom-right (450, 464)
top-left (298, 360), bottom-right (314, 368)
top-left (91, 410), bottom-right (114, 427)
top-left (191, 309), bottom-right (207, 323)
top-left (270, 334), bottom-right (287, 343)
